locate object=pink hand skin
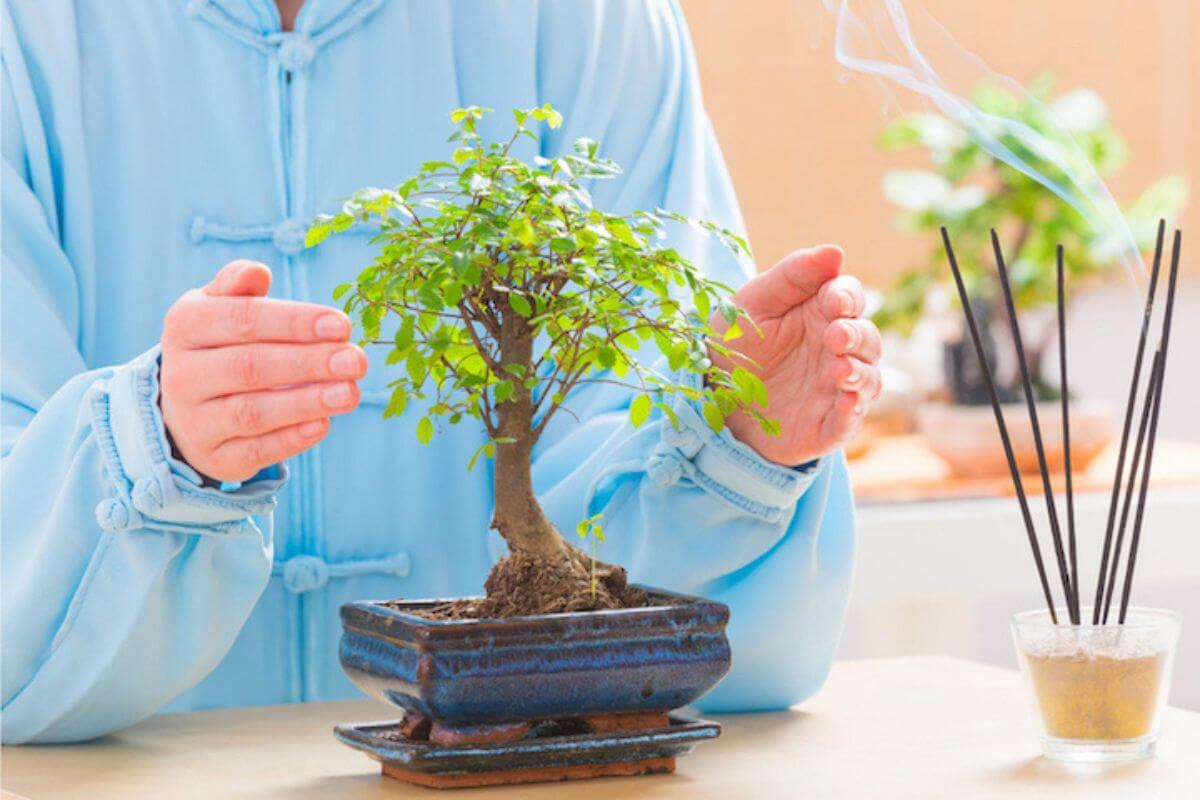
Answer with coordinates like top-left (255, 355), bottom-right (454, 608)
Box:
top-left (160, 260), bottom-right (368, 483)
top-left (713, 245), bottom-right (883, 466)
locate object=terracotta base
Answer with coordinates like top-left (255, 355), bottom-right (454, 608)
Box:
top-left (382, 756), bottom-right (676, 789)
top-left (585, 710), bottom-right (670, 733)
top-left (429, 718), bottom-right (533, 745)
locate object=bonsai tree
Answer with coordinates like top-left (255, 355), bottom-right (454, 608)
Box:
top-left (306, 105), bottom-right (774, 614)
top-left (873, 76), bottom-right (1187, 402)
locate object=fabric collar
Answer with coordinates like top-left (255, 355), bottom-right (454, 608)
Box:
top-left (185, 0), bottom-right (380, 39)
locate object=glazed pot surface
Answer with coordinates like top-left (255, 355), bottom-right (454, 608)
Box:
top-left (339, 587), bottom-right (731, 723)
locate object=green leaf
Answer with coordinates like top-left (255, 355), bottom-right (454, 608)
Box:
top-left (666, 342), bottom-right (688, 372)
top-left (508, 216), bottom-right (536, 246)
top-left (395, 317), bottom-right (416, 351)
top-left (629, 394), bottom-right (652, 428)
top-left (467, 441), bottom-right (496, 472)
top-left (654, 401), bottom-right (680, 429)
top-left (383, 389), bottom-right (408, 419)
top-left (732, 367), bottom-right (769, 407)
top-left (701, 403), bottom-right (725, 433)
top-left (416, 417), bottom-right (434, 444)
top-left (305, 223), bottom-right (332, 248)
top-left (604, 218), bottom-right (640, 248)
top-left (494, 379), bottom-right (514, 404)
top-left (406, 350), bottom-right (427, 384)
top-left (508, 293), bottom-right (533, 318)
top-left (332, 283), bottom-right (352, 302)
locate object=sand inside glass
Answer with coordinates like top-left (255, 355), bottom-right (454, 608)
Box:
top-left (1026, 650), bottom-right (1165, 739)
top-left (1019, 618), bottom-right (1170, 742)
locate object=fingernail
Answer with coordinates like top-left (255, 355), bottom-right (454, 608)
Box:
top-left (322, 382), bottom-right (354, 408)
top-left (315, 314), bottom-right (350, 341)
top-left (330, 347), bottom-right (363, 378)
top-left (845, 323), bottom-right (862, 351)
top-left (846, 362), bottom-right (863, 387)
top-left (299, 420), bottom-right (326, 438)
top-left (839, 290), bottom-right (856, 313)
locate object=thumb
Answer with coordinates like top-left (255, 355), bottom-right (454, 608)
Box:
top-left (735, 244), bottom-right (843, 318)
top-left (203, 260), bottom-right (272, 298)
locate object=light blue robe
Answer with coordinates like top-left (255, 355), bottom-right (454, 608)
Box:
top-left (1, 0), bottom-right (855, 743)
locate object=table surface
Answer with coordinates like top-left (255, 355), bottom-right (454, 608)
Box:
top-left (4, 656), bottom-right (1198, 799)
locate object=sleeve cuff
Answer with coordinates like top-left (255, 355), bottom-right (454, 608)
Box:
top-left (88, 346), bottom-right (287, 533)
top-left (647, 383), bottom-right (824, 523)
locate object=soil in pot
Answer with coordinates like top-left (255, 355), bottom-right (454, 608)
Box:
top-left (399, 550), bottom-right (652, 620)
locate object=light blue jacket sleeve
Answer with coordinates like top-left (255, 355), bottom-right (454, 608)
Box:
top-left (0, 52), bottom-right (284, 744)
top-left (528, 0), bottom-right (856, 712)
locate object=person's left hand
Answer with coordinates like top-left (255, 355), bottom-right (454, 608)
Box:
top-left (711, 244), bottom-right (882, 466)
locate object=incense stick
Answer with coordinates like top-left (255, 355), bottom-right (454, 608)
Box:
top-left (992, 230), bottom-right (1078, 624)
top-left (1117, 359), bottom-right (1166, 625)
top-left (1056, 245), bottom-right (1078, 618)
top-left (1092, 220), bottom-right (1166, 623)
top-left (1100, 348), bottom-right (1162, 623)
top-left (1118, 230), bottom-right (1182, 624)
top-left (940, 227), bottom-right (1060, 623)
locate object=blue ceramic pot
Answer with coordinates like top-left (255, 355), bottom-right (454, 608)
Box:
top-left (339, 587), bottom-right (731, 723)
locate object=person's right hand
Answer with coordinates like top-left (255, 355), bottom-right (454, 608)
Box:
top-left (160, 260), bottom-right (367, 483)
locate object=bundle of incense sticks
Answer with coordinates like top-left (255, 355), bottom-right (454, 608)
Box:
top-left (940, 221), bottom-right (1181, 626)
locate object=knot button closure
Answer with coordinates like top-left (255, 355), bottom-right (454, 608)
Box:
top-left (273, 217), bottom-right (309, 256)
top-left (131, 475), bottom-right (166, 512)
top-left (96, 497), bottom-right (143, 532)
top-left (281, 555), bottom-right (331, 593)
top-left (647, 454), bottom-right (685, 489)
top-left (277, 33), bottom-right (316, 71)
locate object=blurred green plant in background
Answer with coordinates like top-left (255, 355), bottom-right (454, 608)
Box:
top-left (874, 76), bottom-right (1186, 401)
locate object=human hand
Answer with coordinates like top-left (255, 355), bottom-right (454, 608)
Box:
top-left (159, 260), bottom-right (367, 482)
top-left (712, 245), bottom-right (882, 465)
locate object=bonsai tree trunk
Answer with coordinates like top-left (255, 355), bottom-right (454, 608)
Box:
top-left (490, 313), bottom-right (564, 559)
top-left (481, 314), bottom-right (637, 614)
top-left (492, 399), bottom-right (565, 560)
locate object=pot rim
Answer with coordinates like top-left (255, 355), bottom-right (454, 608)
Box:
top-left (341, 585), bottom-right (725, 629)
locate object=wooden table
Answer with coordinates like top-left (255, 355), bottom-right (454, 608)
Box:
top-left (4, 657), bottom-right (1198, 799)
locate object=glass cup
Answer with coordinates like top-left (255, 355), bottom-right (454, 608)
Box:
top-left (1011, 606), bottom-right (1181, 763)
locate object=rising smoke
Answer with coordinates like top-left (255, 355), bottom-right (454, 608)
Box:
top-left (826, 0), bottom-right (1146, 282)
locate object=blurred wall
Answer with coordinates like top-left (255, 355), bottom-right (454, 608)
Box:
top-left (680, 0), bottom-right (1198, 288)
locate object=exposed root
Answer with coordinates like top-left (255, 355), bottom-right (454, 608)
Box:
top-left (417, 547), bottom-right (648, 619)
